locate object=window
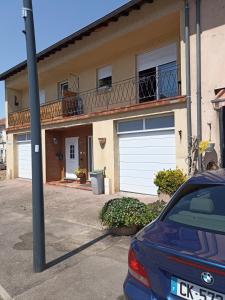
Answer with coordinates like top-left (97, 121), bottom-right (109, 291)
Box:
top-left (58, 81), bottom-right (69, 98)
top-left (16, 133), bottom-right (31, 142)
top-left (39, 89), bottom-right (45, 105)
top-left (97, 66), bottom-right (112, 89)
top-left (70, 145), bottom-right (75, 159)
top-left (163, 185), bottom-right (225, 234)
top-left (145, 115), bottom-right (174, 130)
top-left (118, 119), bottom-right (143, 133)
top-left (137, 44), bottom-right (178, 102)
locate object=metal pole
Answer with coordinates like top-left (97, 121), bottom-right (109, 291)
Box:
top-left (22, 0), bottom-right (46, 272)
top-left (196, 0), bottom-right (202, 172)
top-left (184, 0), bottom-right (192, 174)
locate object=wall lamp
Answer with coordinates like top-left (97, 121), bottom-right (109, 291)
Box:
top-left (98, 137), bottom-right (106, 149)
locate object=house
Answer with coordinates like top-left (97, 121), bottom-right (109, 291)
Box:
top-left (0, 119), bottom-right (6, 163)
top-left (0, 0), bottom-right (224, 195)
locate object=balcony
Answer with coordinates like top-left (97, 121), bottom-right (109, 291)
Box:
top-left (8, 65), bottom-right (181, 128)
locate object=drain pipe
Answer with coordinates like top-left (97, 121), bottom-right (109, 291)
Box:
top-left (196, 0), bottom-right (202, 171)
top-left (185, 0), bottom-right (192, 174)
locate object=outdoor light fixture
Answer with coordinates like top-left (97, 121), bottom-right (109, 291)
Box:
top-left (178, 130), bottom-right (182, 140)
top-left (14, 96), bottom-right (19, 106)
top-left (53, 137), bottom-right (58, 145)
top-left (98, 137), bottom-right (106, 149)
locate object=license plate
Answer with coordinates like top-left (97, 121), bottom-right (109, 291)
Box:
top-left (171, 277), bottom-right (225, 300)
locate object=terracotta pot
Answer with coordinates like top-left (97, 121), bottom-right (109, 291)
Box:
top-left (109, 225), bottom-right (139, 236)
top-left (79, 176), bottom-right (86, 184)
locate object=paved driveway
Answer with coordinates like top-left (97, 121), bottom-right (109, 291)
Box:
top-left (0, 179), bottom-right (134, 300)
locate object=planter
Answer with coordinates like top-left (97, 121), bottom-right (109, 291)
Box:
top-left (109, 225), bottom-right (139, 236)
top-left (158, 192), bottom-right (171, 202)
top-left (78, 176), bottom-right (86, 184)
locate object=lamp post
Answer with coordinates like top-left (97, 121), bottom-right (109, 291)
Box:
top-left (22, 0), bottom-right (46, 272)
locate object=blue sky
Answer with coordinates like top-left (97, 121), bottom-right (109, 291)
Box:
top-left (0, 0), bottom-right (129, 119)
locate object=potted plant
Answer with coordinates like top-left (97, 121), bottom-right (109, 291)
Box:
top-left (154, 169), bottom-right (187, 201)
top-left (75, 168), bottom-right (86, 184)
top-left (99, 197), bottom-right (152, 236)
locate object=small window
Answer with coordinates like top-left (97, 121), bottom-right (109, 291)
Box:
top-left (39, 89), bottom-right (45, 105)
top-left (70, 145), bottom-right (75, 159)
top-left (58, 81), bottom-right (69, 98)
top-left (97, 66), bottom-right (112, 89)
top-left (118, 119), bottom-right (143, 133)
top-left (16, 133), bottom-right (31, 142)
top-left (145, 115), bottom-right (174, 130)
top-left (164, 185), bottom-right (225, 234)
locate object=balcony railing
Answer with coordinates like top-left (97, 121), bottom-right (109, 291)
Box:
top-left (8, 65), bottom-right (181, 128)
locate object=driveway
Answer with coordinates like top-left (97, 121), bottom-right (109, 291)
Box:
top-left (0, 179), bottom-right (154, 300)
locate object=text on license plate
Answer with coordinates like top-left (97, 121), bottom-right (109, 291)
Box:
top-left (171, 277), bottom-right (225, 300)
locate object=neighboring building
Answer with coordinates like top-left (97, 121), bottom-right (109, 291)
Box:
top-left (0, 119), bottom-right (6, 163)
top-left (0, 0), bottom-right (224, 195)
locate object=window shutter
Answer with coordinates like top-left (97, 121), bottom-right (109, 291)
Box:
top-left (137, 43), bottom-right (177, 72)
top-left (98, 65), bottom-right (112, 80)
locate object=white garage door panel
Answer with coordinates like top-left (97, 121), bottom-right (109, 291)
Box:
top-left (120, 147), bottom-right (176, 155)
top-left (119, 136), bottom-right (175, 148)
top-left (119, 130), bottom-right (176, 195)
top-left (18, 142), bottom-right (32, 179)
top-left (120, 183), bottom-right (157, 195)
top-left (120, 155), bottom-right (176, 164)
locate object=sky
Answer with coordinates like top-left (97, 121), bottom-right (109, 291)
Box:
top-left (0, 0), bottom-right (129, 119)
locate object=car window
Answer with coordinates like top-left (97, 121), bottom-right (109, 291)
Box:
top-left (163, 185), bottom-right (225, 234)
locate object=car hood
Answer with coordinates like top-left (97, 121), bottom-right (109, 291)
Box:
top-left (137, 220), bottom-right (225, 265)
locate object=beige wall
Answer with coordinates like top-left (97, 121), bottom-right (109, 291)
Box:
top-left (188, 0), bottom-right (225, 165)
top-left (6, 133), bottom-right (15, 179)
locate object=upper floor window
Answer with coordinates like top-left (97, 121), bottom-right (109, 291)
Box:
top-left (97, 65), bottom-right (112, 89)
top-left (137, 43), bottom-right (178, 102)
top-left (58, 81), bottom-right (69, 98)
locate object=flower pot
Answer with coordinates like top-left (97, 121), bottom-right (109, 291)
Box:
top-left (109, 225), bottom-right (139, 236)
top-left (79, 176), bottom-right (86, 184)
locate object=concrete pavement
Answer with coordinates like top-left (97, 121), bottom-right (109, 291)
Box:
top-left (0, 179), bottom-right (155, 300)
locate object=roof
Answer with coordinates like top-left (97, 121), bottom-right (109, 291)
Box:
top-left (187, 169), bottom-right (225, 185)
top-left (0, 0), bottom-right (154, 81)
top-left (0, 119), bottom-right (5, 127)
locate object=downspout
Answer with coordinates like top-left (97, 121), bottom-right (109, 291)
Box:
top-left (196, 0), bottom-right (202, 171)
top-left (184, 0), bottom-right (192, 174)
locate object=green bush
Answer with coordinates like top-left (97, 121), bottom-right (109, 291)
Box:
top-left (147, 200), bottom-right (166, 220)
top-left (99, 197), bottom-right (152, 228)
top-left (154, 169), bottom-right (187, 196)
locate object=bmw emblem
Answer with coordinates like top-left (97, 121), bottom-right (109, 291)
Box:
top-left (201, 272), bottom-right (214, 285)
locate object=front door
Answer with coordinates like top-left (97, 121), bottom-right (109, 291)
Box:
top-left (65, 137), bottom-right (79, 179)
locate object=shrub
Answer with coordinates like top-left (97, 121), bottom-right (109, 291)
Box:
top-left (99, 197), bottom-right (151, 228)
top-left (147, 200), bottom-right (166, 220)
top-left (154, 169), bottom-right (187, 196)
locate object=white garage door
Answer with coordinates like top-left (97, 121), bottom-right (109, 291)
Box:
top-left (17, 134), bottom-right (32, 179)
top-left (118, 117), bottom-right (176, 195)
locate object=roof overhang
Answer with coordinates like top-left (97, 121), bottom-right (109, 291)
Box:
top-left (0, 0), bottom-right (154, 81)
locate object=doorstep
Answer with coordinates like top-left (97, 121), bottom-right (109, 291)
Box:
top-left (47, 179), bottom-right (92, 191)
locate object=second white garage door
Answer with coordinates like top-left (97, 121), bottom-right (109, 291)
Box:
top-left (17, 141), bottom-right (32, 179)
top-left (119, 129), bottom-right (176, 195)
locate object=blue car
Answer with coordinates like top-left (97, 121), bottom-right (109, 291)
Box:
top-left (124, 169), bottom-right (225, 300)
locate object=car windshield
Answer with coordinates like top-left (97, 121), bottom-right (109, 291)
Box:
top-left (163, 185), bottom-right (225, 234)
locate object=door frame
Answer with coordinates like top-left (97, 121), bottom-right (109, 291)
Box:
top-left (87, 136), bottom-right (93, 178)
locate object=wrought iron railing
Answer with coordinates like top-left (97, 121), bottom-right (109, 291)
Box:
top-left (8, 65), bottom-right (181, 127)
